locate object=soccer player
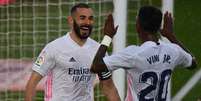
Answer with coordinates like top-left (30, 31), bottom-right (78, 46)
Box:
top-left (91, 6), bottom-right (197, 101)
top-left (25, 3), bottom-right (120, 101)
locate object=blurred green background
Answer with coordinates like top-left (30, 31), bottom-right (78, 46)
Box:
top-left (172, 0), bottom-right (201, 100)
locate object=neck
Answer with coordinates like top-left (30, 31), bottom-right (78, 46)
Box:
top-left (69, 31), bottom-right (87, 46)
top-left (140, 32), bottom-right (159, 44)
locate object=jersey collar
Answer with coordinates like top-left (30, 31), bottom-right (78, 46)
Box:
top-left (141, 41), bottom-right (158, 48)
top-left (66, 32), bottom-right (90, 48)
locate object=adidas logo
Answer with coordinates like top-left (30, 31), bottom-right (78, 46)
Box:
top-left (69, 57), bottom-right (76, 62)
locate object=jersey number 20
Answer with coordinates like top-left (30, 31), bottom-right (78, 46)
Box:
top-left (139, 69), bottom-right (172, 101)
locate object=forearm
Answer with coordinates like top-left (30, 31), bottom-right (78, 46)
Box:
top-left (167, 35), bottom-right (191, 54)
top-left (91, 14), bottom-right (117, 73)
top-left (25, 71), bottom-right (42, 101)
top-left (100, 79), bottom-right (121, 101)
top-left (25, 86), bottom-right (36, 101)
top-left (25, 77), bottom-right (37, 101)
top-left (91, 45), bottom-right (109, 73)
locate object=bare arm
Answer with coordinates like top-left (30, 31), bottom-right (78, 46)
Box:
top-left (91, 14), bottom-right (118, 73)
top-left (161, 12), bottom-right (197, 69)
top-left (90, 14), bottom-right (120, 100)
top-left (91, 45), bottom-right (108, 73)
top-left (100, 79), bottom-right (120, 101)
top-left (25, 71), bottom-right (43, 101)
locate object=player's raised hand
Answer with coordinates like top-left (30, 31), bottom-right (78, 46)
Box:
top-left (160, 11), bottom-right (174, 39)
top-left (104, 14), bottom-right (118, 38)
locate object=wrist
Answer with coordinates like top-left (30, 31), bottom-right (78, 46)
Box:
top-left (101, 35), bottom-right (112, 47)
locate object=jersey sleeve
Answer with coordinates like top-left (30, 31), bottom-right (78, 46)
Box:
top-left (175, 44), bottom-right (192, 68)
top-left (103, 46), bottom-right (138, 71)
top-left (32, 44), bottom-right (55, 76)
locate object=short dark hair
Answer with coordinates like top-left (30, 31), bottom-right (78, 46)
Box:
top-left (138, 6), bottom-right (162, 34)
top-left (71, 3), bottom-right (90, 15)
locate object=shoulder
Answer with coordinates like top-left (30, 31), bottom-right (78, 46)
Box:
top-left (49, 35), bottom-right (66, 46)
top-left (159, 42), bottom-right (188, 59)
top-left (114, 45), bottom-right (139, 56)
top-left (43, 35), bottom-right (67, 53)
top-left (160, 42), bottom-right (182, 51)
top-left (124, 45), bottom-right (139, 52)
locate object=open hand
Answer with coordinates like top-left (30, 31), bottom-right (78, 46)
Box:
top-left (104, 14), bottom-right (118, 38)
top-left (160, 12), bottom-right (174, 39)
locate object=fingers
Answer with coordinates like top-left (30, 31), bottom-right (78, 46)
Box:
top-left (164, 11), bottom-right (170, 24)
top-left (108, 14), bottom-right (113, 22)
top-left (161, 11), bottom-right (174, 37)
top-left (104, 14), bottom-right (119, 37)
top-left (162, 12), bottom-right (173, 33)
top-left (164, 11), bottom-right (173, 23)
top-left (107, 14), bottom-right (115, 28)
top-left (109, 14), bottom-right (119, 34)
top-left (164, 12), bottom-right (174, 26)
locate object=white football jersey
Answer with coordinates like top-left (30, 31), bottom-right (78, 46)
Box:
top-left (32, 33), bottom-right (100, 101)
top-left (103, 41), bottom-right (192, 101)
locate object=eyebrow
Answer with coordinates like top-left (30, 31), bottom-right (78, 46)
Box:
top-left (79, 15), bottom-right (94, 19)
top-left (89, 15), bottom-right (94, 19)
top-left (79, 15), bottom-right (86, 18)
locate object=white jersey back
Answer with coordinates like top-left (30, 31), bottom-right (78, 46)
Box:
top-left (32, 33), bottom-right (100, 101)
top-left (103, 41), bottom-right (192, 101)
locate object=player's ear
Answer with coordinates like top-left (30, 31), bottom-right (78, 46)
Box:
top-left (136, 18), bottom-right (141, 33)
top-left (67, 16), bottom-right (73, 26)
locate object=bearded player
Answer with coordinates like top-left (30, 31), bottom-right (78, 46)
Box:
top-left (25, 3), bottom-right (120, 101)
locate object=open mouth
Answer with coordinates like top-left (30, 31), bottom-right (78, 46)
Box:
top-left (80, 26), bottom-right (92, 35)
top-left (80, 26), bottom-right (90, 31)
top-left (81, 26), bottom-right (89, 30)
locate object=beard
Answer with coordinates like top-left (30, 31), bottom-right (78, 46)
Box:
top-left (73, 20), bottom-right (93, 39)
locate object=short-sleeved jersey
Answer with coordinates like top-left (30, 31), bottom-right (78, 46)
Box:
top-left (32, 33), bottom-right (100, 101)
top-left (103, 41), bottom-right (192, 101)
